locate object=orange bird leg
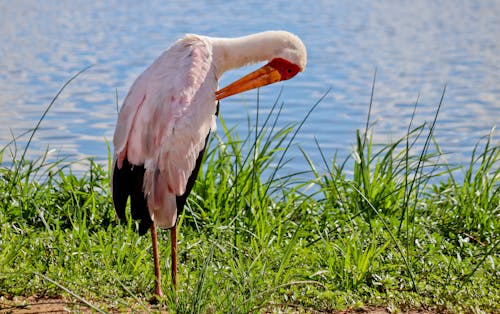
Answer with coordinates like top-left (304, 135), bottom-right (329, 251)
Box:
top-left (151, 224), bottom-right (163, 297)
top-left (171, 226), bottom-right (178, 290)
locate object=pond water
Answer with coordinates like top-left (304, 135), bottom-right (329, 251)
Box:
top-left (1, 1), bottom-right (499, 177)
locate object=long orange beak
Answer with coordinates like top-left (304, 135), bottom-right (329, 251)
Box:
top-left (215, 64), bottom-right (282, 100)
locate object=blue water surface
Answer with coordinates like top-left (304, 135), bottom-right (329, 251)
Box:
top-left (0, 1), bottom-right (498, 177)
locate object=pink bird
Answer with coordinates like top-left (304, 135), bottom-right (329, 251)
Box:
top-left (111, 31), bottom-right (306, 297)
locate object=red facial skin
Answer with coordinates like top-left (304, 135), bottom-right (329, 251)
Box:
top-left (267, 58), bottom-right (301, 81)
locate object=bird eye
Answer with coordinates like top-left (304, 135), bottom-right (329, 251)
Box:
top-left (287, 69), bottom-right (292, 73)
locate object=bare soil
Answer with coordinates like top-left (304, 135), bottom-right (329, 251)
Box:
top-left (0, 296), bottom-right (444, 313)
top-left (0, 296), bottom-right (91, 313)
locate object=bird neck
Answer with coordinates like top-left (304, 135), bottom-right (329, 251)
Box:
top-left (211, 32), bottom-right (280, 77)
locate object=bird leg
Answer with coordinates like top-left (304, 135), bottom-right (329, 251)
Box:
top-left (151, 223), bottom-right (163, 298)
top-left (171, 225), bottom-right (178, 290)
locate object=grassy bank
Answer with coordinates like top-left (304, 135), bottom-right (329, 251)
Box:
top-left (0, 86), bottom-right (499, 313)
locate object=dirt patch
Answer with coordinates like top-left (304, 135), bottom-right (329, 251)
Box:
top-left (334, 307), bottom-right (440, 314)
top-left (0, 296), bottom-right (87, 313)
top-left (1, 296), bottom-right (444, 313)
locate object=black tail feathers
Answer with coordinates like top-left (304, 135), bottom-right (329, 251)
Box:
top-left (112, 158), bottom-right (152, 235)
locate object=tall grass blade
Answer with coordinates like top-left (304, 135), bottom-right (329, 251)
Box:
top-left (7, 65), bottom-right (93, 195)
top-left (34, 272), bottom-right (107, 314)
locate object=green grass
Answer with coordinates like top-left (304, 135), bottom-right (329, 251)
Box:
top-left (0, 76), bottom-right (499, 313)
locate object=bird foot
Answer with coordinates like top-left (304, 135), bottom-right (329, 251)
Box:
top-left (148, 287), bottom-right (164, 304)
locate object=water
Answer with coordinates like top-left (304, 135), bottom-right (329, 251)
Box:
top-left (1, 1), bottom-right (499, 176)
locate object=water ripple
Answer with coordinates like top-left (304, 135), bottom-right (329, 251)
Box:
top-left (0, 0), bottom-right (498, 175)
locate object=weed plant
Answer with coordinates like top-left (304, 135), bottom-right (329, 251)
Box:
top-left (0, 74), bottom-right (498, 313)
